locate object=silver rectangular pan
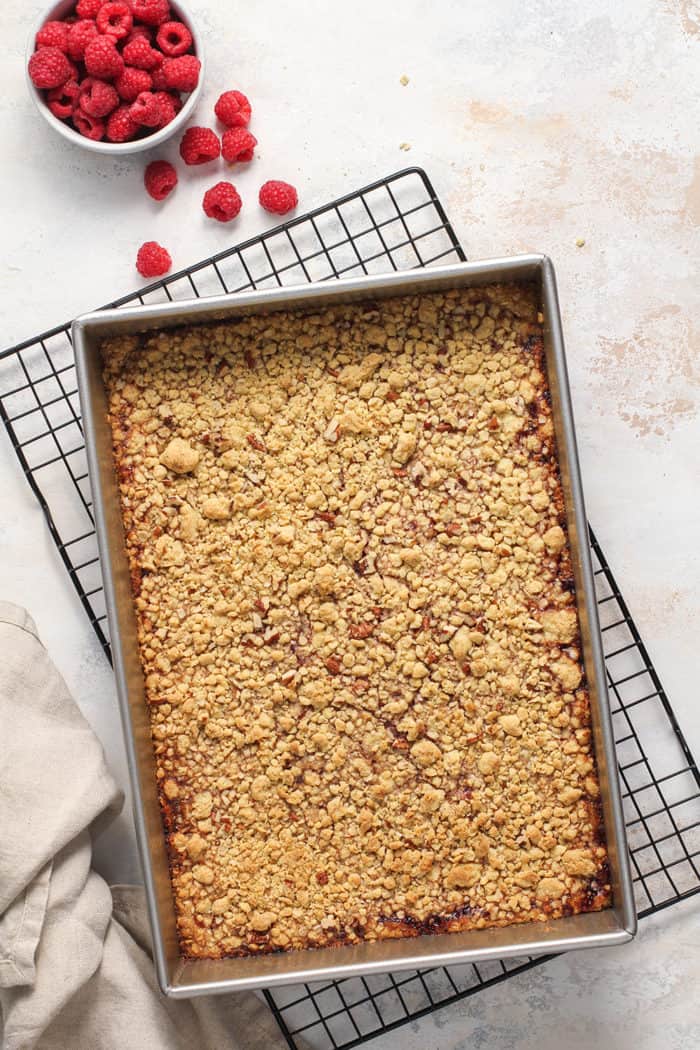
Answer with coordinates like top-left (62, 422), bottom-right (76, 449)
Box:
top-left (73, 255), bottom-right (637, 997)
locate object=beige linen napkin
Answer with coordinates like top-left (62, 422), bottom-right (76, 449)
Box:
top-left (0, 603), bottom-right (296, 1050)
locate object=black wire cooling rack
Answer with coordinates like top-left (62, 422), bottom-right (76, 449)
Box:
top-left (1, 167), bottom-right (698, 1050)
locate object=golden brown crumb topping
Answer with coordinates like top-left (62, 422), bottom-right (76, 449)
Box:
top-left (103, 284), bottom-right (610, 959)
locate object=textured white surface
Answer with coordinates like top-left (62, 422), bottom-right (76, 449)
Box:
top-left (1, 0), bottom-right (699, 1046)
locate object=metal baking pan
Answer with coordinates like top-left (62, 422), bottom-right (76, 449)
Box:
top-left (73, 255), bottom-right (637, 997)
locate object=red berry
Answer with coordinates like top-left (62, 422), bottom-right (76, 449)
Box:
top-left (162, 55), bottom-right (200, 93)
top-left (136, 241), bottom-right (172, 277)
top-left (149, 64), bottom-right (168, 90)
top-left (84, 36), bottom-right (124, 79)
top-left (259, 180), bottom-right (298, 215)
top-left (36, 21), bottom-right (70, 52)
top-left (28, 46), bottom-right (72, 90)
top-left (66, 19), bottom-right (99, 62)
top-left (129, 90), bottom-right (163, 127)
top-left (106, 103), bottom-right (138, 142)
top-left (115, 66), bottom-right (152, 101)
top-left (144, 159), bottom-right (178, 200)
top-left (79, 77), bottom-right (119, 118)
top-left (130, 0), bottom-right (170, 26)
top-left (179, 126), bottom-right (220, 165)
top-left (96, 2), bottom-right (133, 40)
top-left (124, 25), bottom-right (152, 44)
top-left (47, 79), bottom-right (81, 119)
top-left (156, 20), bottom-right (193, 56)
top-left (221, 127), bottom-right (257, 163)
top-left (76, 0), bottom-right (102, 17)
top-left (152, 90), bottom-right (177, 126)
top-left (203, 181), bottom-right (242, 222)
top-left (122, 36), bottom-right (162, 70)
top-left (73, 109), bottom-right (105, 140)
top-left (214, 90), bottom-right (251, 128)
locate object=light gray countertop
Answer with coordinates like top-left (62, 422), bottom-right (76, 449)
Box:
top-left (2, 0), bottom-right (699, 1046)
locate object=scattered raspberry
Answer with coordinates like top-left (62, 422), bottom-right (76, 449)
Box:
top-left (129, 90), bottom-right (163, 126)
top-left (221, 126), bottom-right (257, 163)
top-left (136, 241), bottom-right (172, 277)
top-left (259, 180), bottom-right (298, 215)
top-left (76, 0), bottom-right (102, 17)
top-left (115, 66), bottom-right (152, 101)
top-left (28, 46), bottom-right (72, 89)
top-left (79, 77), bottom-right (119, 117)
top-left (214, 90), bottom-right (251, 128)
top-left (149, 64), bottom-right (168, 90)
top-left (106, 103), bottom-right (138, 142)
top-left (96, 2), bottom-right (133, 40)
top-left (130, 0), bottom-right (170, 26)
top-left (202, 181), bottom-right (242, 222)
top-left (144, 159), bottom-right (178, 200)
top-left (122, 35), bottom-right (162, 70)
top-left (73, 109), bottom-right (105, 140)
top-left (179, 125), bottom-right (220, 165)
top-left (152, 90), bottom-right (177, 125)
top-left (84, 36), bottom-right (124, 79)
top-left (36, 21), bottom-right (70, 52)
top-left (66, 19), bottom-right (99, 62)
top-left (162, 54), bottom-right (200, 92)
top-left (47, 80), bottom-right (80, 119)
top-left (156, 20), bottom-right (192, 56)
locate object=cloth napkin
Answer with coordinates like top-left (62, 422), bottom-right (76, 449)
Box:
top-left (0, 602), bottom-right (297, 1050)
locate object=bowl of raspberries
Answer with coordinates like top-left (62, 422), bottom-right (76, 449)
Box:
top-left (26, 0), bottom-right (203, 153)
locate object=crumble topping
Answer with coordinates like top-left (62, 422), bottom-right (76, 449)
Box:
top-left (103, 284), bottom-right (611, 959)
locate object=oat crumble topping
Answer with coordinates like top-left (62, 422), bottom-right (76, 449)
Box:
top-left (103, 284), bottom-right (611, 959)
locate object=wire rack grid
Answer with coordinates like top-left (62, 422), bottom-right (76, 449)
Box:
top-left (1, 167), bottom-right (698, 1050)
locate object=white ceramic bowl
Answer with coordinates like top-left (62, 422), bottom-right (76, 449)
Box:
top-left (26, 0), bottom-right (204, 155)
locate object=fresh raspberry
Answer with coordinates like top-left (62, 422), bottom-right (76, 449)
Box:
top-left (28, 46), bottom-right (72, 89)
top-left (152, 90), bottom-right (177, 125)
top-left (214, 90), bottom-right (251, 128)
top-left (84, 36), bottom-right (124, 79)
top-left (129, 90), bottom-right (163, 126)
top-left (122, 36), bottom-right (162, 70)
top-left (259, 180), bottom-right (298, 215)
top-left (179, 125), bottom-right (220, 165)
top-left (162, 55), bottom-right (200, 93)
top-left (149, 64), bottom-right (168, 90)
top-left (130, 0), bottom-right (170, 26)
top-left (96, 2), bottom-right (133, 40)
top-left (66, 19), bottom-right (99, 62)
top-left (79, 77), bottom-right (119, 117)
top-left (47, 79), bottom-right (80, 119)
top-left (106, 103), bottom-right (138, 141)
top-left (221, 127), bottom-right (257, 163)
top-left (202, 181), bottom-right (242, 222)
top-left (170, 91), bottom-right (183, 113)
top-left (73, 109), bottom-right (105, 140)
top-left (124, 25), bottom-right (152, 44)
top-left (136, 241), bottom-right (171, 277)
top-left (76, 0), bottom-right (102, 17)
top-left (156, 20), bottom-right (193, 56)
top-left (36, 21), bottom-right (70, 52)
top-left (144, 159), bottom-right (178, 200)
top-left (115, 66), bottom-right (152, 101)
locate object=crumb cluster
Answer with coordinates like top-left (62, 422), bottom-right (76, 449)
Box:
top-left (103, 284), bottom-right (610, 959)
